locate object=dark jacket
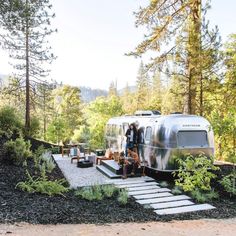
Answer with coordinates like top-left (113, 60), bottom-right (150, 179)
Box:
top-left (137, 127), bottom-right (145, 144)
top-left (125, 128), bottom-right (137, 144)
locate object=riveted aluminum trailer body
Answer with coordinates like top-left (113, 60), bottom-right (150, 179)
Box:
top-left (105, 114), bottom-right (214, 172)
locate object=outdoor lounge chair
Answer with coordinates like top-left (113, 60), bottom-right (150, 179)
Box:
top-left (95, 149), bottom-right (114, 165)
top-left (70, 148), bottom-right (85, 163)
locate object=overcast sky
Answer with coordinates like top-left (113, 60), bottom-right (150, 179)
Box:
top-left (0, 0), bottom-right (236, 90)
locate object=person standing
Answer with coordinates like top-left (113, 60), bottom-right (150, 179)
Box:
top-left (137, 126), bottom-right (145, 162)
top-left (125, 123), bottom-right (137, 156)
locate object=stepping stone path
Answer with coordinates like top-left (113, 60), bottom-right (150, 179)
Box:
top-left (111, 176), bottom-right (215, 215)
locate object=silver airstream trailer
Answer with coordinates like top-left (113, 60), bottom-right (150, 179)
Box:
top-left (105, 111), bottom-right (214, 172)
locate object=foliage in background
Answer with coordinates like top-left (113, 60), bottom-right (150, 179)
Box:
top-left (28, 116), bottom-right (41, 138)
top-left (0, 106), bottom-right (23, 138)
top-left (71, 125), bottom-right (90, 143)
top-left (3, 137), bottom-right (32, 165)
top-left (46, 116), bottom-right (68, 144)
top-left (210, 109), bottom-right (236, 161)
top-left (85, 95), bottom-right (123, 149)
top-left (16, 170), bottom-right (69, 196)
top-left (46, 85), bottom-right (82, 143)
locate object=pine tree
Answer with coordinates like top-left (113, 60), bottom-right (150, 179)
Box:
top-left (0, 0), bottom-right (56, 133)
top-left (108, 80), bottom-right (118, 97)
top-left (130, 0), bottom-right (204, 114)
top-left (135, 61), bottom-right (150, 110)
top-left (148, 70), bottom-right (163, 111)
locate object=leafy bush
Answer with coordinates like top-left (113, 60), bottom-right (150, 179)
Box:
top-left (159, 181), bottom-right (169, 188)
top-left (219, 172), bottom-right (236, 197)
top-left (75, 187), bottom-right (95, 201)
top-left (33, 146), bottom-right (55, 173)
top-left (75, 185), bottom-right (104, 201)
top-left (191, 189), bottom-right (219, 203)
top-left (3, 137), bottom-right (32, 165)
top-left (16, 171), bottom-right (69, 196)
top-left (117, 188), bottom-right (129, 205)
top-left (0, 106), bottom-right (23, 138)
top-left (174, 153), bottom-right (219, 192)
top-left (171, 186), bottom-right (183, 195)
top-left (75, 184), bottom-right (120, 201)
top-left (102, 184), bottom-right (117, 198)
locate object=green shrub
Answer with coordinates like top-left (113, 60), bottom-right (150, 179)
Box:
top-left (191, 189), bottom-right (219, 203)
top-left (3, 137), bottom-right (32, 165)
top-left (92, 185), bottom-right (103, 200)
top-left (102, 184), bottom-right (117, 198)
top-left (190, 189), bottom-right (208, 203)
top-left (171, 186), bottom-right (183, 195)
top-left (75, 187), bottom-right (95, 201)
top-left (16, 171), bottom-right (69, 196)
top-left (174, 153), bottom-right (219, 192)
top-left (219, 172), bottom-right (236, 197)
top-left (118, 188), bottom-right (129, 205)
top-left (33, 146), bottom-right (55, 173)
top-left (75, 185), bottom-right (103, 201)
top-left (159, 181), bottom-right (169, 188)
top-left (0, 106), bottom-right (23, 138)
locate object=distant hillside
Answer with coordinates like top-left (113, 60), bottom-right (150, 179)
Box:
top-left (80, 86), bottom-right (108, 103)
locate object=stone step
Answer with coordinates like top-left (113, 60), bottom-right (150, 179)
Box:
top-left (96, 165), bottom-right (122, 179)
top-left (136, 195), bottom-right (191, 205)
top-left (133, 192), bottom-right (173, 200)
top-left (151, 200), bottom-right (194, 209)
top-left (111, 176), bottom-right (154, 183)
top-left (117, 182), bottom-right (159, 188)
top-left (122, 185), bottom-right (160, 192)
top-left (101, 160), bottom-right (122, 174)
top-left (128, 185), bottom-right (161, 192)
top-left (129, 188), bottom-right (171, 196)
top-left (154, 204), bottom-right (216, 215)
top-left (114, 180), bottom-right (154, 186)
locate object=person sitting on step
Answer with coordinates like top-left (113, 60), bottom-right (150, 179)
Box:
top-left (122, 148), bottom-right (140, 179)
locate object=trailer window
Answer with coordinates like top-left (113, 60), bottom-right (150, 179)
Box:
top-left (106, 125), bottom-right (111, 136)
top-left (177, 131), bottom-right (208, 147)
top-left (145, 127), bottom-right (152, 143)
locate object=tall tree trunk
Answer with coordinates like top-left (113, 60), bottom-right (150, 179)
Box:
top-left (43, 88), bottom-right (46, 140)
top-left (199, 73), bottom-right (203, 116)
top-left (186, 0), bottom-right (202, 114)
top-left (25, 0), bottom-right (30, 133)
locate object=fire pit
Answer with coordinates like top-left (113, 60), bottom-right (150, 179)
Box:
top-left (77, 160), bottom-right (93, 168)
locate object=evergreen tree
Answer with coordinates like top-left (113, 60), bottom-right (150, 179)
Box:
top-left (135, 61), bottom-right (150, 110)
top-left (130, 0), bottom-right (211, 114)
top-left (148, 70), bottom-right (163, 111)
top-left (121, 82), bottom-right (136, 115)
top-left (108, 80), bottom-right (118, 97)
top-left (0, 0), bottom-right (56, 133)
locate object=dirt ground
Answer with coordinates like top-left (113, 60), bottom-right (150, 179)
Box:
top-left (0, 218), bottom-right (235, 236)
